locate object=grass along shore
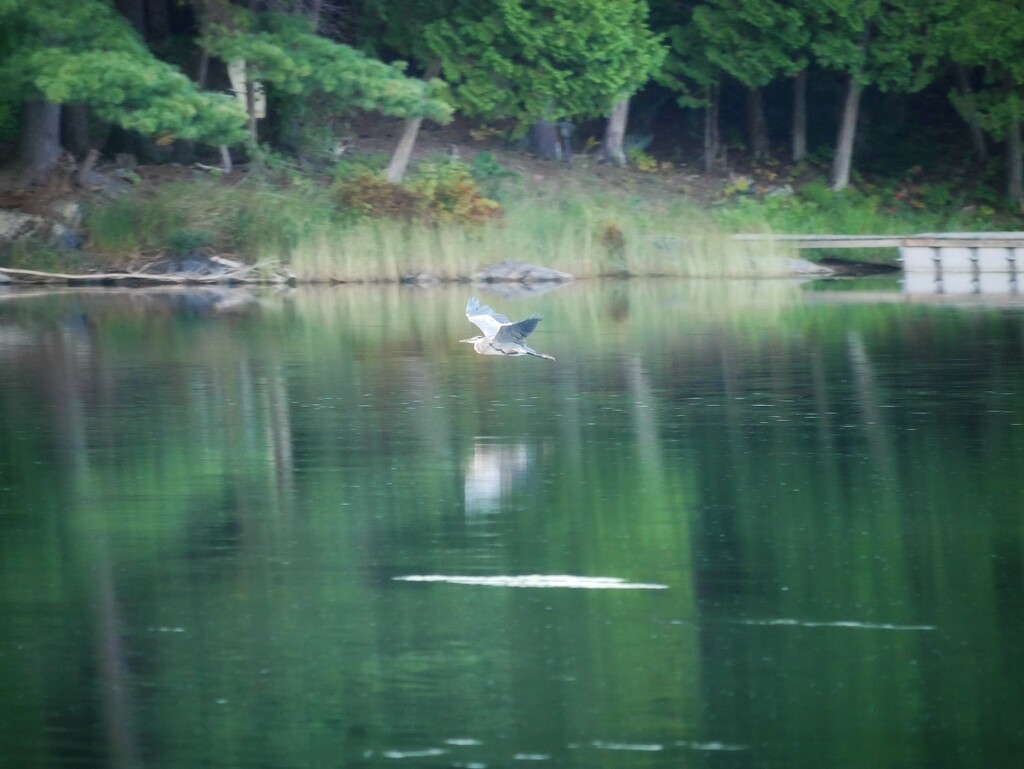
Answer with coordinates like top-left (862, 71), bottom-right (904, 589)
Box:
top-left (64, 162), bottom-right (799, 282)
top-left (6, 148), bottom-right (1020, 283)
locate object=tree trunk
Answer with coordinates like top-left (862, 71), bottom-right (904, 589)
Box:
top-left (220, 145), bottom-right (233, 173)
top-left (14, 100), bottom-right (63, 187)
top-left (602, 98), bottom-right (630, 167)
top-left (831, 75), bottom-right (863, 191)
top-left (144, 0), bottom-right (170, 39)
top-left (385, 116), bottom-right (426, 183)
top-left (245, 74), bottom-right (258, 143)
top-left (115, 0), bottom-right (145, 34)
top-left (196, 48), bottom-right (210, 89)
top-left (792, 69), bottom-right (808, 162)
top-left (384, 61), bottom-right (442, 184)
top-left (703, 81), bottom-right (726, 173)
top-left (746, 86), bottom-right (769, 160)
top-left (955, 65), bottom-right (988, 164)
top-left (528, 121), bottom-right (562, 160)
top-left (1007, 83), bottom-right (1023, 207)
top-left (308, 0), bottom-right (324, 32)
top-left (62, 103), bottom-right (91, 159)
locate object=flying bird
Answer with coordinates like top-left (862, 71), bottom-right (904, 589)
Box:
top-left (461, 297), bottom-right (555, 361)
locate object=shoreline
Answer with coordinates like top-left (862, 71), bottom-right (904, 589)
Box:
top-left (5, 139), bottom-right (999, 284)
top-left (0, 259), bottom-right (846, 288)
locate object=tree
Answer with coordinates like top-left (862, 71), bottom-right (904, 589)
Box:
top-left (354, 0), bottom-right (455, 183)
top-left (807, 0), bottom-right (945, 190)
top-left (939, 0), bottom-right (1024, 206)
top-left (0, 0), bottom-right (248, 186)
top-left (951, 65), bottom-right (989, 165)
top-left (791, 69), bottom-right (808, 162)
top-left (202, 6), bottom-right (453, 143)
top-left (692, 0), bottom-right (809, 161)
top-left (596, 4), bottom-right (663, 167)
top-left (655, 5), bottom-right (725, 173)
top-left (366, 0), bottom-right (663, 179)
top-left (423, 0), bottom-right (664, 131)
top-left (602, 98), bottom-right (632, 167)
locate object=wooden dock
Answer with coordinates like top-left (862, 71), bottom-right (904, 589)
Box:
top-left (735, 232), bottom-right (1024, 294)
top-left (735, 232), bottom-right (1024, 273)
top-left (734, 233), bottom-right (906, 250)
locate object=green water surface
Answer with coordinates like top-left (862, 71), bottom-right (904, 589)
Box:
top-left (1, 281), bottom-right (1022, 769)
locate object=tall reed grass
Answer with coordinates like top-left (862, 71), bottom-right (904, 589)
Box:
top-left (82, 168), bottom-right (799, 281)
top-left (285, 195), bottom-right (797, 282)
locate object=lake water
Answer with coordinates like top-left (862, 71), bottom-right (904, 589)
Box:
top-left (1, 280), bottom-right (1023, 769)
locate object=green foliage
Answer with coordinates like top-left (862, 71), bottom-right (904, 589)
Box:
top-left (84, 177), bottom-right (335, 262)
top-left (693, 0), bottom-right (808, 88)
top-left (712, 174), bottom-right (1003, 245)
top-left (31, 48), bottom-right (247, 144)
top-left (468, 151), bottom-right (515, 182)
top-left (654, 3), bottom-right (718, 109)
top-left (332, 152), bottom-right (389, 182)
top-left (83, 198), bottom-right (143, 261)
top-left (165, 228), bottom-right (215, 257)
top-left (423, 0), bottom-right (665, 123)
top-left (1, 0), bottom-right (453, 155)
top-left (468, 150), bottom-right (518, 197)
top-left (270, 92), bottom-right (352, 164)
top-left (627, 147), bottom-right (659, 171)
top-left (203, 9), bottom-right (452, 123)
top-left (939, 0), bottom-right (1024, 141)
top-left (807, 0), bottom-right (947, 92)
top-left (0, 0), bottom-right (248, 146)
top-left (938, 0), bottom-right (1024, 80)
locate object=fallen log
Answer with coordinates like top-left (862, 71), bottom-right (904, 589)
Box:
top-left (0, 263), bottom-right (272, 285)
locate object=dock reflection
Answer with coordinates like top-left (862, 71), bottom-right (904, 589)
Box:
top-left (903, 270), bottom-right (1020, 296)
top-left (463, 440), bottom-right (532, 516)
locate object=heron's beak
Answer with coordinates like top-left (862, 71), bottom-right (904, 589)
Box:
top-left (459, 337), bottom-right (476, 344)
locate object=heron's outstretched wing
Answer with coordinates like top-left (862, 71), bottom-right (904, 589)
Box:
top-left (466, 296), bottom-right (508, 337)
top-left (493, 315), bottom-right (541, 345)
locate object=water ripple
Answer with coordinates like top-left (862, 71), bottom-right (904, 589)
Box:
top-left (393, 575), bottom-right (668, 590)
top-left (592, 741), bottom-right (663, 751)
top-left (737, 618), bottom-right (935, 631)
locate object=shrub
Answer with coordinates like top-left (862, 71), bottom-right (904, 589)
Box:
top-left (165, 228), bottom-right (214, 256)
top-left (336, 173), bottom-right (421, 220)
top-left (627, 147), bottom-right (658, 172)
top-left (599, 221), bottom-right (625, 254)
top-left (336, 158), bottom-right (502, 225)
top-left (469, 151), bottom-right (517, 197)
top-left (332, 152), bottom-right (388, 182)
top-left (408, 158), bottom-right (502, 224)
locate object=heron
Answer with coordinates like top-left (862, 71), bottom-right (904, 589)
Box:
top-left (460, 297), bottom-right (555, 361)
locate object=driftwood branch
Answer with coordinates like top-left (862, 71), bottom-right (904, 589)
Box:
top-left (0, 261), bottom-right (290, 286)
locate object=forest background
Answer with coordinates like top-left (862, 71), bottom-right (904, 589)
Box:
top-left (1, 0), bottom-right (1023, 280)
